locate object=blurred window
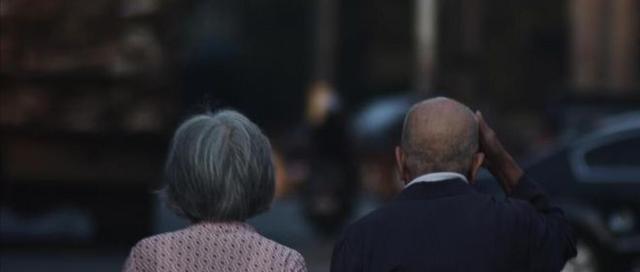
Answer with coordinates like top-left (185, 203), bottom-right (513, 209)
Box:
top-left (585, 134), bottom-right (640, 168)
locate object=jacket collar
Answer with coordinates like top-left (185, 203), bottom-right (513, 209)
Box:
top-left (395, 178), bottom-right (477, 202)
top-left (404, 172), bottom-right (469, 188)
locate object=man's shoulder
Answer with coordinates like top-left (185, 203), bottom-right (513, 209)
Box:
top-left (339, 197), bottom-right (432, 239)
top-left (338, 204), bottom-right (393, 243)
top-left (349, 200), bottom-right (403, 227)
top-left (341, 191), bottom-right (536, 231)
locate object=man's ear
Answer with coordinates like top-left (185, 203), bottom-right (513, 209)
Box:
top-left (467, 152), bottom-right (485, 184)
top-left (395, 146), bottom-right (408, 183)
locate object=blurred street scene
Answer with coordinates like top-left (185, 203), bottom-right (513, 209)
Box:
top-left (1, 0), bottom-right (639, 271)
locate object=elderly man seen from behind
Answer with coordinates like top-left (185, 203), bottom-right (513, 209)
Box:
top-left (331, 97), bottom-right (577, 272)
top-left (123, 110), bottom-right (307, 272)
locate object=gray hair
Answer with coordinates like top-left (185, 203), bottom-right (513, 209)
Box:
top-left (163, 110), bottom-right (275, 222)
top-left (400, 98), bottom-right (478, 176)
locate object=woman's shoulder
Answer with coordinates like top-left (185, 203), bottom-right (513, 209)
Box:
top-left (253, 233), bottom-right (303, 256)
top-left (133, 228), bottom-right (181, 245)
top-left (128, 226), bottom-right (195, 256)
top-left (248, 233), bottom-right (306, 270)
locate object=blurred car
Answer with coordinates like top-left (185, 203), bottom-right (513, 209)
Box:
top-left (477, 112), bottom-right (640, 272)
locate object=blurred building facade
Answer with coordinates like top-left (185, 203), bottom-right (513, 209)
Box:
top-left (1, 0), bottom-right (178, 244)
top-left (1, 0), bottom-right (638, 245)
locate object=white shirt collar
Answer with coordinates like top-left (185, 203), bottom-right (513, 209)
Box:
top-left (404, 172), bottom-right (469, 188)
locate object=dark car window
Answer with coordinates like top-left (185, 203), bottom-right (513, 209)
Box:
top-left (585, 135), bottom-right (640, 167)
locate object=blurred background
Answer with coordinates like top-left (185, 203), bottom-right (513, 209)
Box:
top-left (1, 0), bottom-right (639, 271)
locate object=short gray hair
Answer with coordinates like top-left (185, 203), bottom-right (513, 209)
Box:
top-left (163, 110), bottom-right (275, 222)
top-left (401, 125), bottom-right (478, 175)
top-left (399, 98), bottom-right (479, 176)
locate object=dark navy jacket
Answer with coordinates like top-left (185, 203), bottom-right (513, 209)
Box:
top-left (331, 176), bottom-right (577, 272)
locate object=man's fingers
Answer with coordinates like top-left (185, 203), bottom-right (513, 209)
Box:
top-left (476, 111), bottom-right (487, 131)
top-left (475, 111), bottom-right (502, 157)
top-left (476, 111), bottom-right (490, 141)
top-left (476, 111), bottom-right (495, 138)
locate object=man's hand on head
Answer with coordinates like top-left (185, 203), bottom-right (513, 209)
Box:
top-left (475, 111), bottom-right (523, 194)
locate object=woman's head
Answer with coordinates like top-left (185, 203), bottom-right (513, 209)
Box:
top-left (163, 110), bottom-right (275, 222)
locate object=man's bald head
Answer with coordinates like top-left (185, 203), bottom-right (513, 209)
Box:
top-left (399, 97), bottom-right (479, 178)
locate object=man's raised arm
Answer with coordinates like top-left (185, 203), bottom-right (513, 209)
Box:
top-left (476, 111), bottom-right (577, 270)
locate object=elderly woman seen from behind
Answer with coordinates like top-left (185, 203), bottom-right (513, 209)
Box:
top-left (123, 110), bottom-right (307, 272)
